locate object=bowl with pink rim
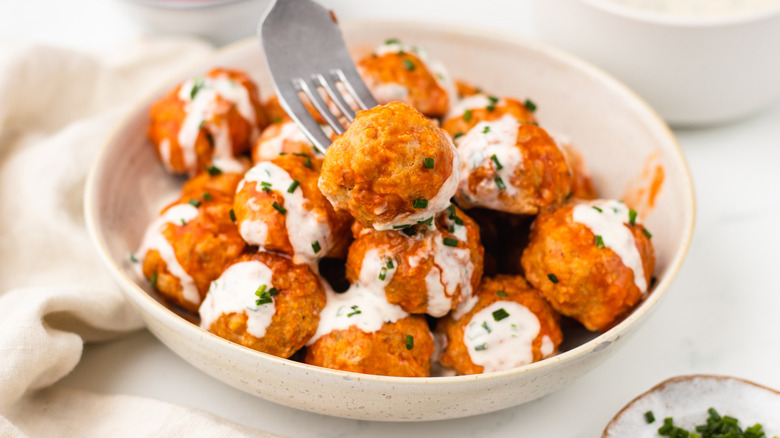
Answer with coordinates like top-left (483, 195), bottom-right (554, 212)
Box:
top-left (84, 21), bottom-right (695, 421)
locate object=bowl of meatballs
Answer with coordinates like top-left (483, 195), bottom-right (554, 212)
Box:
top-left (85, 21), bottom-right (695, 421)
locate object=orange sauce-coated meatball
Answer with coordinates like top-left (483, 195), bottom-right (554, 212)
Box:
top-left (147, 67), bottom-right (268, 175)
top-left (319, 102), bottom-right (459, 229)
top-left (437, 275), bottom-right (562, 375)
top-left (521, 200), bottom-right (655, 331)
top-left (305, 316), bottom-right (434, 377)
top-left (199, 252), bottom-right (326, 358)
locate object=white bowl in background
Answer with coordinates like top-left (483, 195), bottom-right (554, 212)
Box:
top-left (85, 21), bottom-right (695, 421)
top-left (531, 0), bottom-right (780, 126)
top-left (117, 0), bottom-right (271, 46)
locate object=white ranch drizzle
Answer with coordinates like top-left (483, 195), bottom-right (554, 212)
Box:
top-left (571, 199), bottom-right (648, 292)
top-left (176, 74), bottom-right (259, 173)
top-left (370, 82), bottom-right (410, 104)
top-left (447, 94), bottom-right (508, 131)
top-left (134, 203), bottom-right (200, 305)
top-left (158, 138), bottom-right (174, 173)
top-left (371, 40), bottom-right (457, 112)
top-left (457, 114), bottom-right (522, 209)
top-left (540, 335), bottom-right (555, 357)
top-left (307, 253), bottom-right (408, 345)
top-left (463, 301), bottom-right (541, 373)
top-left (198, 260), bottom-right (276, 338)
top-left (372, 136), bottom-right (461, 230)
top-left (238, 162), bottom-right (332, 265)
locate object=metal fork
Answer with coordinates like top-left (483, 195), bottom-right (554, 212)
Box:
top-left (259, 0), bottom-right (379, 153)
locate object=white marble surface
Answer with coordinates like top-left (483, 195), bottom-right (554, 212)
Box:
top-left (6, 0), bottom-right (780, 436)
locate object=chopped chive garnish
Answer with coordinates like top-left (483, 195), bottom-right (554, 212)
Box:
top-left (592, 206), bottom-right (603, 213)
top-left (180, 218), bottom-right (187, 226)
top-left (490, 154), bottom-right (503, 170)
top-left (565, 191), bottom-right (573, 200)
top-left (463, 109), bottom-right (472, 122)
top-left (424, 157), bottom-right (435, 169)
top-left (205, 132), bottom-right (214, 147)
top-left (447, 204), bottom-right (457, 219)
top-left (481, 321), bottom-right (492, 333)
top-left (492, 308), bottom-right (510, 321)
top-left (443, 237), bottom-right (459, 247)
top-left (287, 180), bottom-right (300, 193)
top-left (347, 305), bottom-right (361, 317)
top-left (379, 267), bottom-right (387, 281)
top-left (486, 103), bottom-right (495, 112)
top-left (417, 217), bottom-right (433, 226)
top-left (385, 38), bottom-right (400, 45)
top-left (386, 258), bottom-right (395, 269)
top-left (150, 272), bottom-right (158, 288)
top-left (272, 116), bottom-right (282, 124)
top-left (453, 132), bottom-right (464, 140)
top-left (494, 177), bottom-right (506, 191)
top-left (129, 253), bottom-right (138, 263)
top-left (643, 228), bottom-right (653, 239)
top-left (629, 208), bottom-right (638, 226)
top-left (496, 290), bottom-right (508, 297)
top-left (189, 199), bottom-right (202, 207)
top-left (260, 181), bottom-right (272, 193)
top-left (229, 209), bottom-right (236, 222)
top-left (405, 334), bottom-right (414, 350)
top-left (205, 164), bottom-right (222, 175)
top-left (482, 126), bottom-right (491, 134)
top-left (311, 241), bottom-right (321, 254)
top-left (524, 98), bottom-right (537, 112)
top-left (413, 199), bottom-right (428, 209)
top-left (393, 224), bottom-right (411, 229)
top-left (294, 152), bottom-right (312, 168)
top-left (475, 343), bottom-right (487, 351)
top-left (402, 227), bottom-right (417, 237)
top-left (453, 216), bottom-right (464, 226)
top-left (645, 411), bottom-right (655, 424)
top-left (272, 202), bottom-right (287, 215)
top-left (255, 284), bottom-right (267, 296)
top-left (595, 235), bottom-right (605, 248)
top-left (203, 192), bottom-right (212, 202)
top-left (403, 58), bottom-right (415, 71)
top-left (190, 77), bottom-right (204, 100)
top-left (487, 95), bottom-right (499, 104)
top-left (548, 273), bottom-right (559, 284)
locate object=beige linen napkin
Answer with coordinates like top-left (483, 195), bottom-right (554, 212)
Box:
top-left (0, 38), bottom-right (279, 438)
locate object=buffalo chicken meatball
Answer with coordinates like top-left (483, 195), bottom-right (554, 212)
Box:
top-left (147, 68), bottom-right (268, 175)
top-left (345, 205), bottom-right (483, 317)
top-left (521, 199), bottom-right (655, 331)
top-left (319, 102), bottom-right (460, 229)
top-left (357, 39), bottom-right (456, 118)
top-left (199, 252), bottom-right (326, 358)
top-left (454, 114), bottom-right (573, 214)
top-left (234, 153), bottom-right (352, 264)
top-left (134, 193), bottom-right (245, 313)
top-left (437, 275), bottom-right (562, 375)
top-left (305, 283), bottom-right (434, 377)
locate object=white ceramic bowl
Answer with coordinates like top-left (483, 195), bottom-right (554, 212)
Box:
top-left (85, 21), bottom-right (695, 421)
top-left (531, 0), bottom-right (780, 126)
top-left (117, 0), bottom-right (271, 46)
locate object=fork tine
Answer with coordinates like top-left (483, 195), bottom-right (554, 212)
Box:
top-left (296, 77), bottom-right (346, 135)
top-left (318, 73), bottom-right (357, 121)
top-left (276, 82), bottom-right (332, 154)
top-left (334, 68), bottom-right (378, 111)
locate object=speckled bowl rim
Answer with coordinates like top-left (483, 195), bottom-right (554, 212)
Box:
top-left (85, 20), bottom-right (696, 389)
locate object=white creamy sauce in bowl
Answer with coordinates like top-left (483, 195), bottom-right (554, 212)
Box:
top-left (239, 161), bottom-right (331, 264)
top-left (457, 114), bottom-right (523, 209)
top-left (571, 200), bottom-right (648, 292)
top-left (597, 0), bottom-right (780, 17)
top-left (463, 301), bottom-right (543, 373)
top-left (198, 260), bottom-right (276, 338)
top-left (176, 74), bottom-right (259, 173)
top-left (447, 95), bottom-right (505, 123)
top-left (134, 203), bottom-right (201, 305)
